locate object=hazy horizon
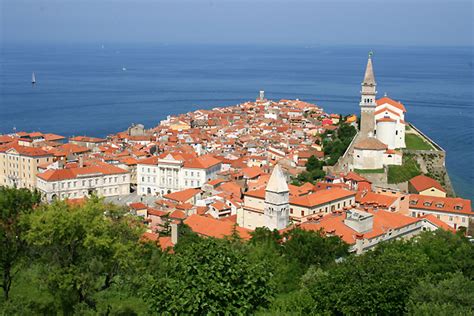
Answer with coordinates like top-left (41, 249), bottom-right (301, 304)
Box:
top-left (1, 0), bottom-right (472, 47)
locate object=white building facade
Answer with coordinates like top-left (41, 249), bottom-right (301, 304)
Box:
top-left (36, 164), bottom-right (130, 201)
top-left (137, 154), bottom-right (222, 196)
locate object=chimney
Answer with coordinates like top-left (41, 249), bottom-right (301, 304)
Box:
top-left (355, 234), bottom-right (364, 255)
top-left (79, 156), bottom-right (84, 168)
top-left (171, 222), bottom-right (178, 245)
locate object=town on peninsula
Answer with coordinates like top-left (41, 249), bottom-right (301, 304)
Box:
top-left (1, 54), bottom-right (473, 314)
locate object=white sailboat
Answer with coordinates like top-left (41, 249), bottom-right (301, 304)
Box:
top-left (32, 72), bottom-right (36, 84)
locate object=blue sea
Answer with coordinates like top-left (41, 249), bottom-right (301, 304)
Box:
top-left (0, 43), bottom-right (473, 200)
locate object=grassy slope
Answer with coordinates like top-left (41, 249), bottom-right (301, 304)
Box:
top-left (405, 134), bottom-right (433, 150)
top-left (388, 154), bottom-right (421, 183)
top-left (354, 168), bottom-right (384, 174)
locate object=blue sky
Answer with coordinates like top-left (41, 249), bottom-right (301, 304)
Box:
top-left (1, 0), bottom-right (472, 46)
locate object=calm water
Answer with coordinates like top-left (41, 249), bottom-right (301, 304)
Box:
top-left (0, 43), bottom-right (473, 200)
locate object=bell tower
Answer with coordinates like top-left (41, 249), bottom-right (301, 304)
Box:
top-left (264, 164), bottom-right (289, 230)
top-left (359, 52), bottom-right (377, 138)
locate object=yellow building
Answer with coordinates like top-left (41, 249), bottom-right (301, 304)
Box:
top-left (0, 144), bottom-right (54, 189)
top-left (408, 175), bottom-right (447, 198)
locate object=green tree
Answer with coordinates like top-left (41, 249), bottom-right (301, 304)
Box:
top-left (305, 241), bottom-right (429, 315)
top-left (146, 237), bottom-right (274, 314)
top-left (413, 230), bottom-right (474, 278)
top-left (0, 187), bottom-right (41, 301)
top-left (250, 227), bottom-right (282, 246)
top-left (305, 155), bottom-right (320, 172)
top-left (282, 228), bottom-right (349, 274)
top-left (24, 197), bottom-right (145, 313)
top-left (407, 272), bottom-right (474, 315)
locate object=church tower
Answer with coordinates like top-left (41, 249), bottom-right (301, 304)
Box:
top-left (359, 52), bottom-right (377, 138)
top-left (264, 164), bottom-right (289, 230)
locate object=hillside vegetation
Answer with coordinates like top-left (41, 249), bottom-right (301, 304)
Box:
top-left (388, 154), bottom-right (422, 183)
top-left (1, 187), bottom-right (473, 315)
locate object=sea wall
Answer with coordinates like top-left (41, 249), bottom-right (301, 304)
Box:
top-left (404, 123), bottom-right (456, 197)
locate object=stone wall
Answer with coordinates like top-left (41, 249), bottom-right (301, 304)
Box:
top-left (403, 123), bottom-right (456, 197)
top-left (402, 149), bottom-right (455, 197)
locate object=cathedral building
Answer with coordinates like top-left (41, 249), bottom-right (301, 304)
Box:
top-left (353, 53), bottom-right (406, 170)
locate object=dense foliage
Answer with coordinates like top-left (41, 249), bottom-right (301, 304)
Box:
top-left (294, 121), bottom-right (357, 185)
top-left (146, 237), bottom-right (274, 315)
top-left (0, 187), bottom-right (41, 301)
top-left (1, 187), bottom-right (473, 315)
top-left (323, 121), bottom-right (357, 165)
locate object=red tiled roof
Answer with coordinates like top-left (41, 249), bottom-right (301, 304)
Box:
top-left (169, 210), bottom-right (187, 219)
top-left (129, 202), bottom-right (147, 210)
top-left (70, 136), bottom-right (107, 143)
top-left (163, 188), bottom-right (201, 203)
top-left (376, 97), bottom-right (407, 112)
top-left (297, 209), bottom-right (420, 245)
top-left (345, 172), bottom-right (371, 183)
top-left (147, 208), bottom-right (167, 217)
top-left (409, 194), bottom-right (472, 215)
top-left (0, 143), bottom-right (53, 157)
top-left (37, 163), bottom-right (128, 181)
top-left (184, 214), bottom-right (251, 240)
top-left (409, 175), bottom-right (446, 193)
top-left (184, 154), bottom-right (221, 169)
top-left (290, 188), bottom-right (356, 208)
top-left (357, 192), bottom-right (398, 208)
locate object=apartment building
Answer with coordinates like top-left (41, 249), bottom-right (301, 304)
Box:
top-left (0, 144), bottom-right (54, 189)
top-left (36, 162), bottom-right (130, 201)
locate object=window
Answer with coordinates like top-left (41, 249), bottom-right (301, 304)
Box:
top-left (290, 208), bottom-right (293, 214)
top-left (301, 210), bottom-right (305, 216)
top-left (449, 216), bottom-right (453, 221)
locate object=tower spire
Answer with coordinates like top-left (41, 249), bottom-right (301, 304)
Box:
top-left (264, 164), bottom-right (289, 230)
top-left (363, 52), bottom-right (376, 86)
top-left (359, 52), bottom-right (378, 139)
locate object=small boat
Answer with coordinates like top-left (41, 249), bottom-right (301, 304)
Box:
top-left (32, 72), bottom-right (36, 84)
top-left (122, 67), bottom-right (127, 71)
